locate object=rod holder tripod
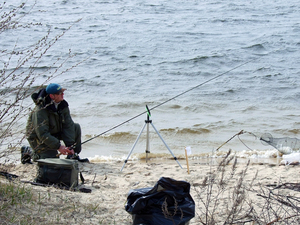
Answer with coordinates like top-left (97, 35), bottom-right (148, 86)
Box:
top-left (121, 106), bottom-right (182, 171)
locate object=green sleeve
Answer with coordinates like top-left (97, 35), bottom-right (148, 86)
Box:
top-left (32, 108), bottom-right (61, 150)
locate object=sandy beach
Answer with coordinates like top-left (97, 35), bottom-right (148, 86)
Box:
top-left (1, 153), bottom-right (300, 225)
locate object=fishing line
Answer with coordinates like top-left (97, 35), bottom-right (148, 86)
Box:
top-left (82, 58), bottom-right (257, 145)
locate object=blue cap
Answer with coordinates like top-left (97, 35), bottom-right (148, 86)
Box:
top-left (46, 83), bottom-right (66, 94)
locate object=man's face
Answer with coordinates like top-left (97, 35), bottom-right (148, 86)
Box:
top-left (50, 91), bottom-right (64, 103)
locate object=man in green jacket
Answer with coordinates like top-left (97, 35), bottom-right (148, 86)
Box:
top-left (26, 83), bottom-right (88, 162)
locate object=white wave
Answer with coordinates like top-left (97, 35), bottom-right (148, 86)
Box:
top-left (88, 154), bottom-right (139, 163)
top-left (235, 149), bottom-right (280, 159)
top-left (281, 152), bottom-right (300, 165)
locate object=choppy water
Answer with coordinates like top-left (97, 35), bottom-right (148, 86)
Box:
top-left (2, 0), bottom-right (300, 162)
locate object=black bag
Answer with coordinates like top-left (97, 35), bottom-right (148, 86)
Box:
top-left (125, 177), bottom-right (195, 225)
top-left (36, 158), bottom-right (79, 188)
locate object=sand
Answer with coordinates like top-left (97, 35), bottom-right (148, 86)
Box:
top-left (2, 156), bottom-right (300, 224)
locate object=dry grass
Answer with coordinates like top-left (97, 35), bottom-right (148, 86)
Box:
top-left (191, 150), bottom-right (300, 225)
top-left (0, 178), bottom-right (126, 224)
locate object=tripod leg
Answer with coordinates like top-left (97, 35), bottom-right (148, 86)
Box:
top-left (150, 123), bottom-right (183, 169)
top-left (121, 123), bottom-right (147, 171)
top-left (146, 122), bottom-right (150, 162)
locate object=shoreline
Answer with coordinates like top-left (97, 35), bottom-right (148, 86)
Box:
top-left (88, 152), bottom-right (285, 166)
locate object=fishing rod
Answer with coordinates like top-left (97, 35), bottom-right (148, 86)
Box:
top-left (81, 58), bottom-right (257, 145)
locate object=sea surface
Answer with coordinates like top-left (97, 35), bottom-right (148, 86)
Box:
top-left (2, 0), bottom-right (300, 163)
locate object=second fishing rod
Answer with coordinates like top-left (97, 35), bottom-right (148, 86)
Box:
top-left (79, 57), bottom-right (258, 147)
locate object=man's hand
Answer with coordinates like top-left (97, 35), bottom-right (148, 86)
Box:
top-left (58, 145), bottom-right (74, 155)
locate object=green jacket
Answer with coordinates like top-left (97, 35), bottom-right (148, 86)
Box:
top-left (26, 89), bottom-right (76, 153)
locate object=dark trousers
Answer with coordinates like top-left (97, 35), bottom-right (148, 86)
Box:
top-left (30, 123), bottom-right (82, 161)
